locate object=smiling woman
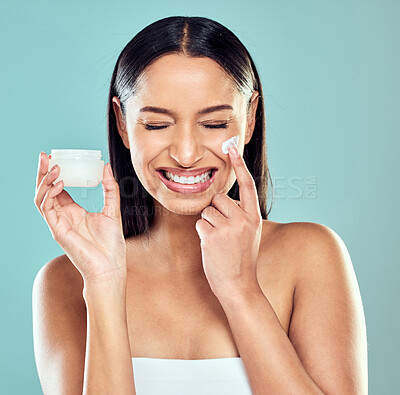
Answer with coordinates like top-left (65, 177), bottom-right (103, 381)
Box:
top-left (33, 15), bottom-right (367, 395)
top-left (108, 23), bottom-right (270, 236)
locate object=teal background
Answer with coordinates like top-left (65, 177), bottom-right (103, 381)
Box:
top-left (1, 0), bottom-right (398, 393)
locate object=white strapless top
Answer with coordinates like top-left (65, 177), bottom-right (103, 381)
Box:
top-left (132, 356), bottom-right (252, 394)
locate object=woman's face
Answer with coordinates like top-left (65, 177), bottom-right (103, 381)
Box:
top-left (112, 54), bottom-right (258, 215)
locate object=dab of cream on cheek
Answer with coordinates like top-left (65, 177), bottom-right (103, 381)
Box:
top-left (221, 135), bottom-right (239, 154)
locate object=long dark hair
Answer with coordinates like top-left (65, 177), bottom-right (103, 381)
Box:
top-left (107, 16), bottom-right (274, 238)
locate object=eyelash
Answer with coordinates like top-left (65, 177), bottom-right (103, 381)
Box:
top-left (143, 123), bottom-right (228, 131)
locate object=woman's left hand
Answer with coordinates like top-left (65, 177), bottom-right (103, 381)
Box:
top-left (195, 144), bottom-right (263, 301)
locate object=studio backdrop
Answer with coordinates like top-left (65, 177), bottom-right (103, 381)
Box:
top-left (0, 1), bottom-right (398, 394)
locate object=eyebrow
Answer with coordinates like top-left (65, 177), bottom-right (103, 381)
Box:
top-left (139, 104), bottom-right (234, 116)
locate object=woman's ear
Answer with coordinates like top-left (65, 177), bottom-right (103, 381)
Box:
top-left (112, 96), bottom-right (130, 149)
top-left (244, 91), bottom-right (260, 145)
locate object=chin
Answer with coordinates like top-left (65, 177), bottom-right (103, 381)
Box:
top-left (160, 199), bottom-right (211, 216)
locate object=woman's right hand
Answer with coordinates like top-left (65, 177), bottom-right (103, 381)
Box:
top-left (34, 152), bottom-right (127, 285)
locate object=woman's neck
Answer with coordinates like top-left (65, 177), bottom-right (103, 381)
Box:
top-left (127, 200), bottom-right (206, 279)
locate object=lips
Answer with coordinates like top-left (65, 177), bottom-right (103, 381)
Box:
top-left (156, 167), bottom-right (217, 177)
top-left (156, 168), bottom-right (218, 194)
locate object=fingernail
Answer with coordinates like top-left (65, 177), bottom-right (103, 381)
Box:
top-left (229, 144), bottom-right (239, 158)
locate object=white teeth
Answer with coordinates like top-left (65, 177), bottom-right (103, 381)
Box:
top-left (164, 170), bottom-right (213, 184)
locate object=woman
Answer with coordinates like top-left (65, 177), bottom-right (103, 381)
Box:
top-left (32, 16), bottom-right (368, 395)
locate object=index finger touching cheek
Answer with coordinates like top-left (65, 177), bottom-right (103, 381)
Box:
top-left (228, 144), bottom-right (259, 215)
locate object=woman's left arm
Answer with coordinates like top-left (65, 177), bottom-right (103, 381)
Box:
top-left (218, 223), bottom-right (368, 395)
top-left (195, 145), bottom-right (368, 395)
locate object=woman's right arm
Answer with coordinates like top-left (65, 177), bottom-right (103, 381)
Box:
top-left (33, 152), bottom-right (136, 394)
top-left (32, 257), bottom-right (136, 395)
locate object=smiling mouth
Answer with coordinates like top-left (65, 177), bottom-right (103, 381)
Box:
top-left (160, 168), bottom-right (216, 184)
top-left (155, 168), bottom-right (218, 194)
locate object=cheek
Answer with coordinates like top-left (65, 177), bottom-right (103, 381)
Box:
top-left (131, 130), bottom-right (166, 159)
top-left (126, 147), bottom-right (147, 181)
top-left (128, 134), bottom-right (154, 168)
top-left (132, 154), bottom-right (150, 180)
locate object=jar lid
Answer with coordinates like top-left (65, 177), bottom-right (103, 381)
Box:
top-left (50, 149), bottom-right (102, 160)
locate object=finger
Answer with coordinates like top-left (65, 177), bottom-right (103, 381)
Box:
top-left (34, 163), bottom-right (62, 216)
top-left (195, 218), bottom-right (213, 242)
top-left (210, 193), bottom-right (241, 219)
top-left (101, 163), bottom-right (121, 222)
top-left (35, 152), bottom-right (49, 190)
top-left (41, 180), bottom-right (64, 232)
top-left (200, 205), bottom-right (226, 227)
top-left (227, 145), bottom-right (260, 215)
top-left (54, 187), bottom-right (74, 208)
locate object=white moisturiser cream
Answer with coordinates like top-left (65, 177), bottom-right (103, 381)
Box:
top-left (221, 135), bottom-right (239, 154)
top-left (48, 149), bottom-right (104, 187)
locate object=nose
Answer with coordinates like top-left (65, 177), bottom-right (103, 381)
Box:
top-left (168, 124), bottom-right (204, 167)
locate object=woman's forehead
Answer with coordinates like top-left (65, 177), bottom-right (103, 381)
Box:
top-left (122, 54), bottom-right (248, 119)
top-left (136, 54), bottom-right (236, 94)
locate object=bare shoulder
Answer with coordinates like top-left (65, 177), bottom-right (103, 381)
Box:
top-left (290, 221), bottom-right (354, 290)
top-left (33, 253), bottom-right (86, 333)
top-left (261, 219), bottom-right (342, 247)
top-left (34, 253), bottom-right (85, 299)
top-left (260, 220), bottom-right (352, 282)
top-left (257, 220), bottom-right (328, 278)
top-left (261, 220), bottom-right (368, 394)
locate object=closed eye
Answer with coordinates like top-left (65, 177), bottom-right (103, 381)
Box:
top-left (204, 123), bottom-right (228, 129)
top-left (143, 123), bottom-right (228, 131)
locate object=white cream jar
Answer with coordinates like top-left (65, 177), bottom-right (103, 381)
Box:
top-left (48, 149), bottom-right (104, 187)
